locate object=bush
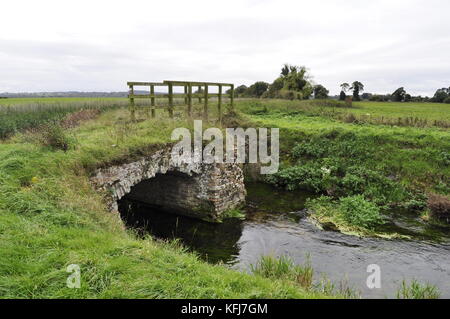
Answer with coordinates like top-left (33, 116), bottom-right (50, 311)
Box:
top-left (265, 165), bottom-right (325, 192)
top-left (338, 195), bottom-right (384, 229)
top-left (38, 123), bottom-right (76, 151)
top-left (427, 193), bottom-right (450, 222)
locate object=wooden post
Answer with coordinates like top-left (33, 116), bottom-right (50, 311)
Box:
top-left (184, 85), bottom-right (188, 105)
top-left (188, 83), bottom-right (192, 118)
top-left (168, 83), bottom-right (174, 118)
top-left (129, 84), bottom-right (136, 121)
top-left (218, 84), bottom-right (222, 124)
top-left (230, 84), bottom-right (234, 110)
top-left (203, 85), bottom-right (208, 120)
top-left (150, 85), bottom-right (156, 118)
top-left (198, 86), bottom-right (202, 103)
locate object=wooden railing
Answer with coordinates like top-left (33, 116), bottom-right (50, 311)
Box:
top-left (127, 80), bottom-right (234, 122)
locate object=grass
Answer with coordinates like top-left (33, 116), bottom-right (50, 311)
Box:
top-left (238, 99), bottom-right (450, 128)
top-left (250, 255), bottom-right (359, 298)
top-left (0, 99), bottom-right (128, 138)
top-left (0, 96), bottom-right (448, 298)
top-left (396, 280), bottom-right (440, 299)
top-left (0, 105), bottom-right (332, 299)
top-left (0, 97), bottom-right (128, 106)
top-left (235, 99), bottom-right (450, 235)
top-left (352, 101), bottom-right (450, 122)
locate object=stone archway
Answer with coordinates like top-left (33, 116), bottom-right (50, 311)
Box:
top-left (90, 146), bottom-right (246, 222)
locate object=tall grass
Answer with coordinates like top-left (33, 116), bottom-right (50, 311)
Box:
top-left (396, 280), bottom-right (440, 299)
top-left (251, 255), bottom-right (314, 290)
top-left (0, 100), bottom-right (128, 138)
top-left (250, 255), bottom-right (360, 298)
top-left (238, 99), bottom-right (450, 128)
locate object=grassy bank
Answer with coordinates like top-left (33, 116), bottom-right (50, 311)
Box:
top-left (0, 106), bottom-right (334, 298)
top-left (1, 97), bottom-right (448, 298)
top-left (235, 99), bottom-right (450, 237)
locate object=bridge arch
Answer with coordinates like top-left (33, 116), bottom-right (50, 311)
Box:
top-left (91, 146), bottom-right (246, 222)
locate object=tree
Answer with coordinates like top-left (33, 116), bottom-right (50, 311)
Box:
top-left (340, 83), bottom-right (350, 92)
top-left (246, 81), bottom-right (269, 97)
top-left (265, 64), bottom-right (313, 100)
top-left (281, 64), bottom-right (290, 77)
top-left (391, 87), bottom-right (406, 102)
top-left (432, 88), bottom-right (449, 103)
top-left (339, 83), bottom-right (350, 101)
top-left (265, 77), bottom-right (284, 98)
top-left (361, 93), bottom-right (372, 100)
top-left (313, 84), bottom-right (329, 99)
top-left (404, 94), bottom-right (412, 102)
top-left (234, 85), bottom-right (248, 96)
top-left (350, 81), bottom-right (364, 101)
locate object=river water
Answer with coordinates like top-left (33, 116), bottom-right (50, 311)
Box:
top-left (119, 182), bottom-right (450, 298)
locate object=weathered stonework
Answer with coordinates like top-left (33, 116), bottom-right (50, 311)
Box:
top-left (90, 146), bottom-right (246, 222)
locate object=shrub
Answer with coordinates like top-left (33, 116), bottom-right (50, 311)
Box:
top-left (338, 195), bottom-right (384, 229)
top-left (427, 193), bottom-right (450, 222)
top-left (340, 166), bottom-right (406, 204)
top-left (265, 165), bottom-right (325, 192)
top-left (38, 123), bottom-right (76, 151)
top-left (396, 280), bottom-right (440, 299)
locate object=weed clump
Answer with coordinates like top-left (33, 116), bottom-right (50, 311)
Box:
top-left (251, 255), bottom-right (313, 290)
top-left (37, 123), bottom-right (76, 151)
top-left (306, 195), bottom-right (386, 236)
top-left (427, 193), bottom-right (450, 223)
top-left (396, 280), bottom-right (440, 299)
top-left (338, 195), bottom-right (384, 229)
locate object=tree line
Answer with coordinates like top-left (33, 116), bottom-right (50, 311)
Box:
top-left (231, 64), bottom-right (450, 104)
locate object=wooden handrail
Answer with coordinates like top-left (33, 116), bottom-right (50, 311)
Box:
top-left (127, 80), bottom-right (234, 121)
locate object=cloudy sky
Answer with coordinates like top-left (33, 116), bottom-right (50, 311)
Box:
top-left (1, 0), bottom-right (449, 95)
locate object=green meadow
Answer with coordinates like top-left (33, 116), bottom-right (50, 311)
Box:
top-left (0, 97), bottom-right (448, 297)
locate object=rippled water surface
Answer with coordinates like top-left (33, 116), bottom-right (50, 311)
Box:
top-left (119, 182), bottom-right (450, 298)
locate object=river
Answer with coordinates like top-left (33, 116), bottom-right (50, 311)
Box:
top-left (119, 182), bottom-right (450, 298)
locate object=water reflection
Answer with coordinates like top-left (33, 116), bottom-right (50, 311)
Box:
top-left (119, 182), bottom-right (450, 298)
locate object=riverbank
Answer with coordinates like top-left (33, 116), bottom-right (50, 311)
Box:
top-left (0, 97), bottom-right (448, 298)
top-left (0, 107), bottom-right (334, 298)
top-left (235, 99), bottom-right (450, 237)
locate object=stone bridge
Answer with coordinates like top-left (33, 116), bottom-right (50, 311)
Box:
top-left (91, 146), bottom-right (246, 222)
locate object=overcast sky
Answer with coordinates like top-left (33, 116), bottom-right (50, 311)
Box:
top-left (1, 0), bottom-right (449, 95)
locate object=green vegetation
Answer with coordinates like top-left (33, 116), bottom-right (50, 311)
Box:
top-left (305, 196), bottom-right (387, 237)
top-left (0, 106), bottom-right (334, 299)
top-left (235, 99), bottom-right (449, 236)
top-left (262, 64), bottom-right (314, 100)
top-left (251, 255), bottom-right (359, 298)
top-left (221, 208), bottom-right (246, 220)
top-left (251, 255), bottom-right (314, 290)
top-left (0, 94), bottom-right (448, 298)
top-left (0, 98), bottom-right (128, 138)
top-left (396, 280), bottom-right (440, 299)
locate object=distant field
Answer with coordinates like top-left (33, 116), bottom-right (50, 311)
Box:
top-left (352, 101), bottom-right (450, 122)
top-left (236, 99), bottom-right (450, 128)
top-left (3, 97), bottom-right (448, 121)
top-left (0, 97), bottom-right (127, 105)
